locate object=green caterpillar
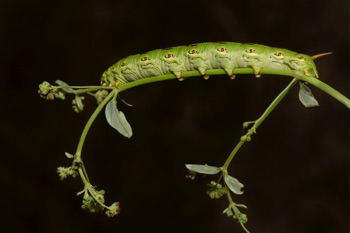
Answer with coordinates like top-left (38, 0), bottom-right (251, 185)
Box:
top-left (100, 42), bottom-right (330, 87)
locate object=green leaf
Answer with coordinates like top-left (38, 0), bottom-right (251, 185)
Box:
top-left (55, 80), bottom-right (74, 93)
top-left (105, 98), bottom-right (133, 138)
top-left (224, 175), bottom-right (244, 195)
top-left (64, 152), bottom-right (74, 159)
top-left (223, 206), bottom-right (233, 216)
top-left (185, 164), bottom-right (220, 175)
top-left (298, 82), bottom-right (319, 108)
top-left (236, 203), bottom-right (248, 209)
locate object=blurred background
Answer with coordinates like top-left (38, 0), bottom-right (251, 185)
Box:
top-left (1, 0), bottom-right (348, 232)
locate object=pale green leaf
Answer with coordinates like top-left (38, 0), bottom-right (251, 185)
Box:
top-left (105, 98), bottom-right (133, 138)
top-left (55, 80), bottom-right (74, 93)
top-left (224, 175), bottom-right (244, 195)
top-left (222, 206), bottom-right (233, 216)
top-left (185, 164), bottom-right (220, 175)
top-left (236, 204), bottom-right (248, 209)
top-left (64, 152), bottom-right (74, 159)
top-left (298, 82), bottom-right (319, 108)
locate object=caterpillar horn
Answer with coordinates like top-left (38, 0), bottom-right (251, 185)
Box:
top-left (312, 52), bottom-right (333, 60)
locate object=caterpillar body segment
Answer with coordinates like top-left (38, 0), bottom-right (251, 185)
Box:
top-left (100, 42), bottom-right (319, 87)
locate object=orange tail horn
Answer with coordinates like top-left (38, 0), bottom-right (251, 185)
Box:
top-left (312, 52), bottom-right (333, 60)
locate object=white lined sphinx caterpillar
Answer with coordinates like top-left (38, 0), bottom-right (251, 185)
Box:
top-left (100, 42), bottom-right (330, 87)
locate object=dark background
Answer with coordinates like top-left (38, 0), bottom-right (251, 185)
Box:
top-left (1, 0), bottom-right (348, 232)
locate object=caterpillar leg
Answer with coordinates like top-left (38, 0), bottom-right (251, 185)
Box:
top-left (223, 68), bottom-right (236, 79)
top-left (197, 67), bottom-right (210, 80)
top-left (224, 68), bottom-right (233, 76)
top-left (229, 74), bottom-right (236, 80)
top-left (173, 71), bottom-right (184, 81)
top-left (252, 66), bottom-right (262, 78)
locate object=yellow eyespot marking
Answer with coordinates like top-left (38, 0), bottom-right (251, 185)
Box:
top-left (274, 51), bottom-right (284, 58)
top-left (141, 56), bottom-right (150, 62)
top-left (164, 53), bottom-right (174, 59)
top-left (188, 49), bottom-right (199, 55)
top-left (217, 47), bottom-right (227, 53)
top-left (246, 48), bottom-right (255, 53)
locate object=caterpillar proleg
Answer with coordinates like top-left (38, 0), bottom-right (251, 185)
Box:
top-left (100, 42), bottom-right (330, 87)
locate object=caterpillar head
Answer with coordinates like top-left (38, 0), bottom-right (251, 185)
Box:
top-left (100, 69), bottom-right (112, 86)
top-left (101, 66), bottom-right (119, 87)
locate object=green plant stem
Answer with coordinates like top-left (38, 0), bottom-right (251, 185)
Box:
top-left (72, 87), bottom-right (113, 95)
top-left (225, 189), bottom-right (250, 233)
top-left (222, 140), bottom-right (246, 172)
top-left (116, 68), bottom-right (350, 109)
top-left (53, 86), bottom-right (113, 95)
top-left (74, 89), bottom-right (117, 183)
top-left (296, 74), bottom-right (350, 108)
top-left (78, 168), bottom-right (109, 209)
top-left (117, 68), bottom-right (294, 92)
top-left (76, 89), bottom-right (117, 154)
top-left (222, 79), bottom-right (298, 171)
